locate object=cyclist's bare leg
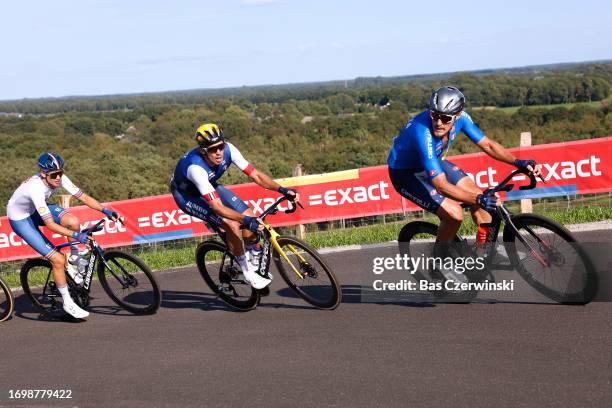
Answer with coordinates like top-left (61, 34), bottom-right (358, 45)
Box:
top-left (60, 213), bottom-right (81, 258)
top-left (456, 177), bottom-right (492, 227)
top-left (49, 251), bottom-right (67, 286)
top-left (435, 199), bottom-right (463, 242)
top-left (220, 218), bottom-right (245, 257)
top-left (241, 208), bottom-right (258, 244)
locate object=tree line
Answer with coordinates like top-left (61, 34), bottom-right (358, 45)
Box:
top-left (0, 62), bottom-right (610, 215)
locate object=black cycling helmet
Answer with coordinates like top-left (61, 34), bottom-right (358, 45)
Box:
top-left (428, 86), bottom-right (465, 115)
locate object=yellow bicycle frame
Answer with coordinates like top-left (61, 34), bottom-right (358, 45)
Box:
top-left (261, 220), bottom-right (307, 280)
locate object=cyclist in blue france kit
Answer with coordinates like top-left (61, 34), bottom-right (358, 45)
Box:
top-left (388, 86), bottom-right (542, 282)
top-left (7, 153), bottom-right (121, 319)
top-left (170, 123), bottom-right (298, 290)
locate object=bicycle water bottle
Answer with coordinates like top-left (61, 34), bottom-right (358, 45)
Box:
top-left (77, 256), bottom-right (89, 276)
top-left (246, 242), bottom-right (263, 268)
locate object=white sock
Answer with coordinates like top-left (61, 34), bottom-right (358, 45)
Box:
top-left (58, 284), bottom-right (73, 304)
top-left (236, 255), bottom-right (249, 273)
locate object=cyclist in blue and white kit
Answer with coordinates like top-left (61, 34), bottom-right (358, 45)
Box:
top-left (7, 153), bottom-right (121, 319)
top-left (388, 87), bottom-right (541, 282)
top-left (171, 123), bottom-right (298, 290)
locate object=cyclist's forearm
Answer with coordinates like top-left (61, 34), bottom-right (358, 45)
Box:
top-left (44, 219), bottom-right (77, 238)
top-left (433, 178), bottom-right (479, 205)
top-left (249, 169), bottom-right (280, 191)
top-left (479, 138), bottom-right (515, 165)
top-left (78, 194), bottom-right (104, 212)
top-left (209, 201), bottom-right (248, 223)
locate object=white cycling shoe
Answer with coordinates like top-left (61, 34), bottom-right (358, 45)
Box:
top-left (63, 301), bottom-right (89, 319)
top-left (432, 267), bottom-right (468, 284)
top-left (242, 267), bottom-right (272, 290)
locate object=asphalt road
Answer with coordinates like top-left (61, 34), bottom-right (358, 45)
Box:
top-left (1, 230), bottom-right (611, 408)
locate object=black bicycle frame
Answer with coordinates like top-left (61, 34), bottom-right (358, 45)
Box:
top-left (460, 168), bottom-right (546, 270)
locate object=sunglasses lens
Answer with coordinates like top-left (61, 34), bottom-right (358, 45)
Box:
top-left (49, 172), bottom-right (63, 179)
top-left (207, 144), bottom-right (224, 153)
top-left (431, 112), bottom-right (454, 124)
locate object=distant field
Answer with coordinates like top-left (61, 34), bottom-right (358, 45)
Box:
top-left (473, 96), bottom-right (611, 114)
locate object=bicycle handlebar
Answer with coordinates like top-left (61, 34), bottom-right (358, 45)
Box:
top-left (487, 168), bottom-right (543, 194)
top-left (55, 219), bottom-right (107, 249)
top-left (260, 196), bottom-right (303, 220)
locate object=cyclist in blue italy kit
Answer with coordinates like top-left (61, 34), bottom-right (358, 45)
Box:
top-left (388, 87), bottom-right (542, 282)
top-left (171, 123), bottom-right (298, 290)
top-left (7, 153), bottom-right (121, 319)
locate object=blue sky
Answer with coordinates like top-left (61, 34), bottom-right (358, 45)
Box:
top-left (1, 0), bottom-right (610, 100)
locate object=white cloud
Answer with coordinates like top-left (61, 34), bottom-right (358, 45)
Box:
top-left (296, 43), bottom-right (316, 51)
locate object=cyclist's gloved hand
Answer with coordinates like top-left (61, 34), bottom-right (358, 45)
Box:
top-left (477, 193), bottom-right (498, 212)
top-left (72, 231), bottom-right (91, 244)
top-left (242, 216), bottom-right (261, 233)
top-left (278, 186), bottom-right (298, 200)
top-left (101, 207), bottom-right (120, 222)
top-left (514, 159), bottom-right (537, 172)
top-left (514, 159), bottom-right (543, 179)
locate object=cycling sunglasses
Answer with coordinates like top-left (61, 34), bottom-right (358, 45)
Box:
top-left (430, 111), bottom-right (455, 124)
top-left (46, 171), bottom-right (64, 180)
top-left (205, 143), bottom-right (225, 153)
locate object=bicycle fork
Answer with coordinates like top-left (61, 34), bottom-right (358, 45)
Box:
top-left (262, 223), bottom-right (308, 280)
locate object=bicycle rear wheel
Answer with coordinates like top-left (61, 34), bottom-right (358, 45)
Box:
top-left (503, 214), bottom-right (598, 304)
top-left (0, 276), bottom-right (14, 322)
top-left (398, 221), bottom-right (478, 302)
top-left (20, 259), bottom-right (63, 311)
top-left (272, 236), bottom-right (341, 309)
top-left (196, 240), bottom-right (260, 311)
top-left (98, 251), bottom-right (161, 315)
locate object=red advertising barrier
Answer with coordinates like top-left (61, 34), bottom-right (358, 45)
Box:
top-left (1, 137), bottom-right (610, 262)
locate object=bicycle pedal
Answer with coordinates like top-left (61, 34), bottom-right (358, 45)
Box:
top-left (258, 286), bottom-right (271, 297)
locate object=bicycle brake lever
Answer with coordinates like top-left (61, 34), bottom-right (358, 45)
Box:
top-left (537, 174), bottom-right (547, 184)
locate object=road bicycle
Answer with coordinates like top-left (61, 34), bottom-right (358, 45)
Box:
top-left (0, 275), bottom-right (14, 322)
top-left (196, 196), bottom-right (342, 311)
top-left (398, 168), bottom-right (598, 304)
top-left (20, 219), bottom-right (161, 315)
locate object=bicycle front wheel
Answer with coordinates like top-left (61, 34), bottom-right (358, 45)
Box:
top-left (98, 251), bottom-right (161, 314)
top-left (0, 276), bottom-right (14, 322)
top-left (272, 236), bottom-right (341, 310)
top-left (196, 240), bottom-right (260, 311)
top-left (503, 214), bottom-right (598, 304)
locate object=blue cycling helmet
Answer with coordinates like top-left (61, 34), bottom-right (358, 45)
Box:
top-left (37, 152), bottom-right (65, 173)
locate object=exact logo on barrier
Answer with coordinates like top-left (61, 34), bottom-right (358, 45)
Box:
top-left (245, 197), bottom-right (295, 215)
top-left (309, 181), bottom-right (390, 206)
top-left (137, 210), bottom-right (203, 228)
top-left (467, 155), bottom-right (603, 188)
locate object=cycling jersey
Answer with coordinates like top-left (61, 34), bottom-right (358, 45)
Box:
top-left (387, 110), bottom-right (485, 179)
top-left (172, 142), bottom-right (253, 201)
top-left (7, 174), bottom-right (83, 221)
